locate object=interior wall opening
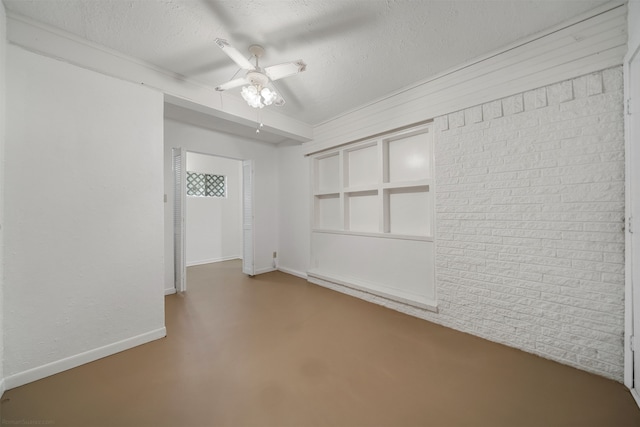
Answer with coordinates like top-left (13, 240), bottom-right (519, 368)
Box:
top-left (184, 151), bottom-right (243, 270)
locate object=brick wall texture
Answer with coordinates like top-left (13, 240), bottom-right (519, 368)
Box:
top-left (431, 66), bottom-right (625, 380)
top-left (312, 66), bottom-right (625, 381)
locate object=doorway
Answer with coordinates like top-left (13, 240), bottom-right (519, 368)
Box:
top-left (172, 148), bottom-right (254, 293)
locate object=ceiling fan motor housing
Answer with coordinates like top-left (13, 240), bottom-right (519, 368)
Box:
top-left (246, 71), bottom-right (269, 88)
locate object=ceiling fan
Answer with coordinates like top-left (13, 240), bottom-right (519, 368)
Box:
top-left (214, 38), bottom-right (307, 109)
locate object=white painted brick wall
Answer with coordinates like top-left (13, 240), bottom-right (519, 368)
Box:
top-left (315, 66), bottom-right (625, 381)
top-left (431, 66), bottom-right (625, 380)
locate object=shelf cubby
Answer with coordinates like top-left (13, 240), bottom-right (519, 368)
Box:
top-left (314, 193), bottom-right (341, 230)
top-left (384, 186), bottom-right (431, 236)
top-left (345, 142), bottom-right (379, 188)
top-left (383, 128), bottom-right (432, 183)
top-left (315, 152), bottom-right (340, 194)
top-left (345, 190), bottom-right (379, 233)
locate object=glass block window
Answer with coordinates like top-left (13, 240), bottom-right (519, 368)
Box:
top-left (186, 172), bottom-right (226, 197)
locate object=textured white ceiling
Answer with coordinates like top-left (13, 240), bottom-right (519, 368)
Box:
top-left (3, 0), bottom-right (609, 126)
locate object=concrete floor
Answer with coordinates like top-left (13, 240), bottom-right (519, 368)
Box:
top-left (1, 259), bottom-right (639, 426)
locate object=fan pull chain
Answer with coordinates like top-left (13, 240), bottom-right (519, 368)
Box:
top-left (256, 110), bottom-right (264, 134)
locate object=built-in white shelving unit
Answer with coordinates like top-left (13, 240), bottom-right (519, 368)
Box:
top-left (309, 123), bottom-right (437, 311)
top-left (312, 124), bottom-right (433, 240)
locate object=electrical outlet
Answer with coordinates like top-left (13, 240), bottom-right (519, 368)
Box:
top-left (273, 251), bottom-right (277, 258)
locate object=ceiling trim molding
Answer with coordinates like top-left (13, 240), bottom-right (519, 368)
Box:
top-left (306, 1), bottom-right (627, 155)
top-left (5, 11), bottom-right (313, 143)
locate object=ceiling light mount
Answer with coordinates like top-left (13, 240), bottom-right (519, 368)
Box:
top-left (248, 44), bottom-right (265, 60)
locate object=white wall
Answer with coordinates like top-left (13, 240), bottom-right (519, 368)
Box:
top-left (164, 118), bottom-right (279, 292)
top-left (428, 68), bottom-right (626, 381)
top-left (185, 152), bottom-right (242, 266)
top-left (299, 6), bottom-right (628, 381)
top-left (4, 45), bottom-right (166, 388)
top-left (0, 0), bottom-right (7, 396)
top-left (276, 143), bottom-right (310, 278)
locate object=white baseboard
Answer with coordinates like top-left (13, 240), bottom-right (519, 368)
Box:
top-left (254, 266), bottom-right (276, 275)
top-left (307, 270), bottom-right (438, 313)
top-left (3, 327), bottom-right (166, 391)
top-left (186, 256), bottom-right (240, 267)
top-left (631, 388), bottom-right (640, 409)
top-left (277, 266), bottom-right (308, 279)
top-left (0, 378), bottom-right (5, 398)
top-left (164, 288), bottom-right (177, 295)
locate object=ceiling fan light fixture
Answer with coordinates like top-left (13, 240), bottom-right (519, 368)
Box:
top-left (261, 87), bottom-right (277, 106)
top-left (241, 85), bottom-right (264, 108)
top-left (215, 40), bottom-right (304, 109)
top-left (241, 84), bottom-right (279, 108)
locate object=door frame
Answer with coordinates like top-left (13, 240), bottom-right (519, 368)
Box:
top-left (242, 159), bottom-right (255, 276)
top-left (172, 150), bottom-right (254, 291)
top-left (172, 147), bottom-right (186, 293)
top-left (624, 32), bottom-right (640, 406)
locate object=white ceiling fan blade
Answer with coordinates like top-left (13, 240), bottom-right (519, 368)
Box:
top-left (215, 77), bottom-right (248, 91)
top-left (215, 38), bottom-right (255, 71)
top-left (265, 60), bottom-right (307, 81)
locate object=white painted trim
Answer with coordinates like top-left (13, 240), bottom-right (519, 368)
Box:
top-left (241, 159), bottom-right (256, 276)
top-left (305, 2), bottom-right (627, 154)
top-left (0, 379), bottom-right (6, 398)
top-left (3, 327), bottom-right (167, 391)
top-left (254, 266), bottom-right (277, 275)
top-left (307, 270), bottom-right (438, 313)
top-left (632, 388), bottom-right (640, 409)
top-left (623, 11), bottom-right (640, 395)
top-left (164, 288), bottom-right (177, 296)
top-left (5, 12), bottom-right (312, 143)
top-left (277, 266), bottom-right (308, 280)
top-left (186, 256), bottom-right (240, 267)
top-left (623, 47), bottom-right (635, 392)
top-left (312, 228), bottom-right (433, 242)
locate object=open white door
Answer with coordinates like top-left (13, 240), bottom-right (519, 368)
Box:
top-left (625, 38), bottom-right (640, 406)
top-left (242, 160), bottom-right (255, 276)
top-left (173, 147), bottom-right (187, 292)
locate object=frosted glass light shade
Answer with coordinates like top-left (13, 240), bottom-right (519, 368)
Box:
top-left (241, 85), bottom-right (264, 108)
top-left (241, 85), bottom-right (280, 108)
top-left (261, 87), bottom-right (277, 106)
